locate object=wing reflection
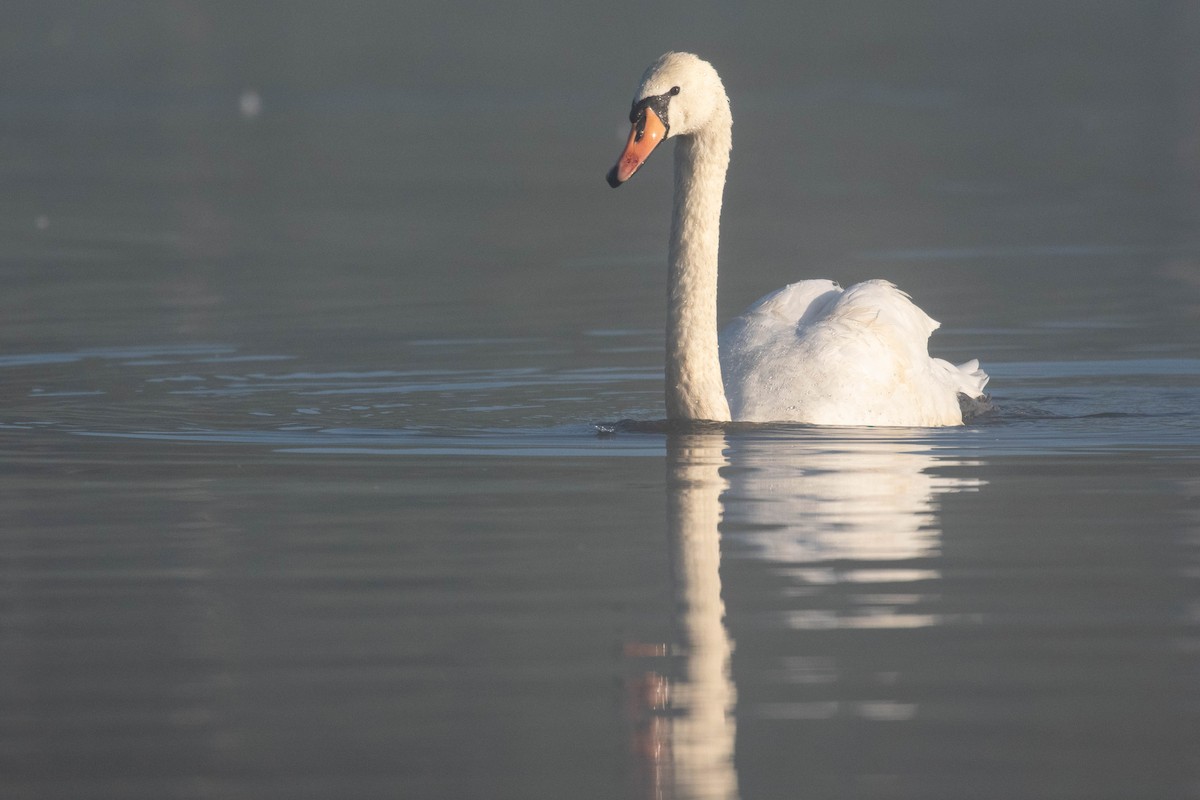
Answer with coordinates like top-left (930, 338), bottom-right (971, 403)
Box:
top-left (722, 431), bottom-right (983, 630)
top-left (628, 429), bottom-right (983, 799)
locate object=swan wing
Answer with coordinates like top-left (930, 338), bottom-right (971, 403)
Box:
top-left (720, 279), bottom-right (987, 426)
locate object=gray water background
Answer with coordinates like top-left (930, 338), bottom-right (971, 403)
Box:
top-left (3, 3), bottom-right (1200, 798)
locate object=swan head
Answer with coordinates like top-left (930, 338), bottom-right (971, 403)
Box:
top-left (606, 52), bottom-right (728, 187)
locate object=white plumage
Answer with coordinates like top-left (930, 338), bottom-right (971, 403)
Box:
top-left (608, 53), bottom-right (988, 426)
top-left (721, 279), bottom-right (987, 425)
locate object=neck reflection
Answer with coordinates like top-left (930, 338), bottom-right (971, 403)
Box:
top-left (628, 432), bottom-right (737, 800)
top-left (667, 433), bottom-right (738, 800)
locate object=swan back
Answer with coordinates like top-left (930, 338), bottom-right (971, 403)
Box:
top-left (721, 280), bottom-right (985, 426)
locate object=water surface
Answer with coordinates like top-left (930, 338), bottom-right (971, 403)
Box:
top-left (3, 4), bottom-right (1200, 799)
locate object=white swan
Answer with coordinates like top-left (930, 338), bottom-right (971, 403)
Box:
top-left (607, 52), bottom-right (988, 426)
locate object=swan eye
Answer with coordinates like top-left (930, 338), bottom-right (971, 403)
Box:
top-left (669, 86), bottom-right (680, 96)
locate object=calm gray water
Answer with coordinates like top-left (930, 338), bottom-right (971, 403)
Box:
top-left (4, 3), bottom-right (1200, 799)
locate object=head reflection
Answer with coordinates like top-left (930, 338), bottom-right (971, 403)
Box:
top-left (627, 429), bottom-right (982, 799)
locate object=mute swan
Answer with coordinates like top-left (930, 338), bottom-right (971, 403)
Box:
top-left (606, 52), bottom-right (988, 426)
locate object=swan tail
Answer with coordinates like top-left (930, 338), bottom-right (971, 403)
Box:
top-left (839, 283), bottom-right (989, 401)
top-left (942, 357), bottom-right (989, 399)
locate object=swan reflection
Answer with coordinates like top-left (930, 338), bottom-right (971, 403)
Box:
top-left (629, 429), bottom-right (982, 799)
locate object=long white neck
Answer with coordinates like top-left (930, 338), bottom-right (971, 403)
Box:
top-left (666, 100), bottom-right (733, 421)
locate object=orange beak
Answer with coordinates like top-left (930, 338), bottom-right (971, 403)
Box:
top-left (606, 107), bottom-right (668, 187)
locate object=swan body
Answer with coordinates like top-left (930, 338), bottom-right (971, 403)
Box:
top-left (607, 52), bottom-right (988, 427)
